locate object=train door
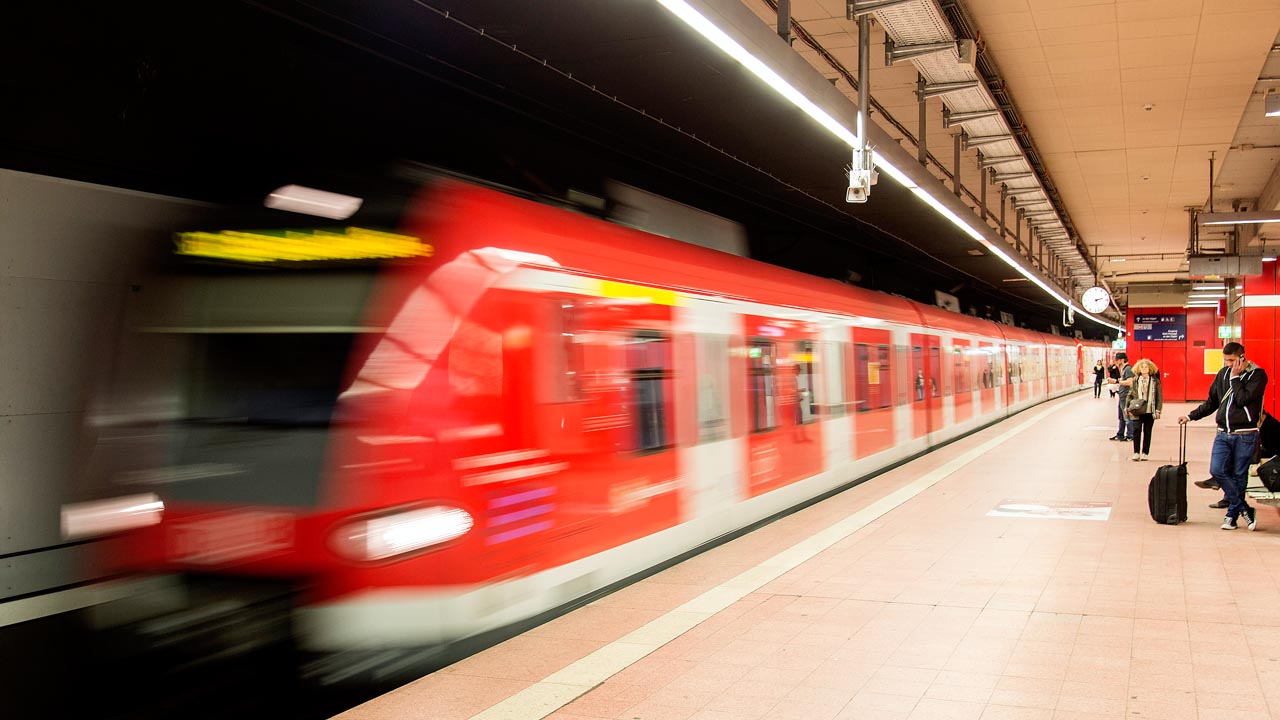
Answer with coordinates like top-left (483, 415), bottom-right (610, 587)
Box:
top-left (538, 292), bottom-right (680, 560)
top-left (743, 314), bottom-right (823, 498)
top-left (852, 327), bottom-right (894, 458)
top-left (953, 338), bottom-right (973, 423)
top-left (909, 333), bottom-right (941, 438)
top-left (978, 342), bottom-right (997, 415)
top-left (1076, 344), bottom-right (1085, 387)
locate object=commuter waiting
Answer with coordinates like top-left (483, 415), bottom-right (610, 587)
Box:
top-left (1179, 342), bottom-right (1269, 530)
top-left (1107, 353), bottom-right (1134, 442)
top-left (1127, 359), bottom-right (1162, 461)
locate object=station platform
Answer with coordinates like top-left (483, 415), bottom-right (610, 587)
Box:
top-left (337, 393), bottom-right (1280, 720)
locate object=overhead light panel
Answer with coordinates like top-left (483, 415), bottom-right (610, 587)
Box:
top-left (1199, 211), bottom-right (1280, 225)
top-left (265, 185), bottom-right (363, 220)
top-left (1267, 89), bottom-right (1280, 117)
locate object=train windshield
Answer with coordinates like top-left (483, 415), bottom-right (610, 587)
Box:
top-left (85, 270), bottom-right (383, 508)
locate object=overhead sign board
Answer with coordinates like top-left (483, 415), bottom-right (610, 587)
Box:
top-left (1132, 314), bottom-right (1186, 342)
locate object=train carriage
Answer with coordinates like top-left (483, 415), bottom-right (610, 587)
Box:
top-left (66, 178), bottom-right (1109, 681)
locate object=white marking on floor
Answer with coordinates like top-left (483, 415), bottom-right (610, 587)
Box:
top-left (469, 397), bottom-right (1078, 720)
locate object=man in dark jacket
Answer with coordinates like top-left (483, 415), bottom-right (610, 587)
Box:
top-left (1179, 342), bottom-right (1269, 530)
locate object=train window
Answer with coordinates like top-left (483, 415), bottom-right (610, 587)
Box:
top-left (895, 345), bottom-right (909, 406)
top-left (794, 341), bottom-right (817, 425)
top-left (695, 334), bottom-right (730, 443)
top-left (628, 331), bottom-right (672, 452)
top-left (540, 300), bottom-right (583, 404)
top-left (826, 341), bottom-right (846, 417)
top-left (749, 339), bottom-right (777, 432)
top-left (854, 343), bottom-right (892, 412)
top-left (929, 346), bottom-right (941, 398)
top-left (912, 345), bottom-right (925, 402)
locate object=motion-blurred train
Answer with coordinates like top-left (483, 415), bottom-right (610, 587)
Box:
top-left (67, 177), bottom-right (1110, 682)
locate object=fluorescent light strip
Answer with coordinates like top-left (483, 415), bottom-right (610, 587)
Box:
top-left (1199, 211), bottom-right (1280, 226)
top-left (652, 0), bottom-right (1122, 333)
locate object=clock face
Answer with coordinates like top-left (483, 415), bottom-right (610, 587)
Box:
top-left (1081, 286), bottom-right (1110, 313)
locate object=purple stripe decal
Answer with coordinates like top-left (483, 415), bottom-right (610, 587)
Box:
top-left (489, 486), bottom-right (556, 509)
top-left (490, 504), bottom-right (555, 527)
top-left (486, 520), bottom-right (554, 545)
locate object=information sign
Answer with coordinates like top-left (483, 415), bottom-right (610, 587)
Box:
top-left (1132, 314), bottom-right (1186, 342)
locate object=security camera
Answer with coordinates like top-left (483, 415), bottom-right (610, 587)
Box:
top-left (846, 149), bottom-right (877, 204)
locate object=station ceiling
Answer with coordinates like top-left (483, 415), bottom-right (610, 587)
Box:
top-left (12, 1), bottom-right (1275, 333)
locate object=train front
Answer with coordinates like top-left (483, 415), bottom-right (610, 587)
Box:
top-left (60, 203), bottom-right (516, 684)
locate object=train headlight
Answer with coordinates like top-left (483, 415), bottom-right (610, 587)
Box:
top-left (331, 505), bottom-right (473, 562)
top-left (61, 493), bottom-right (165, 539)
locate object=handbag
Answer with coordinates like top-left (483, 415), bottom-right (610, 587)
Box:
top-left (1126, 394), bottom-right (1148, 417)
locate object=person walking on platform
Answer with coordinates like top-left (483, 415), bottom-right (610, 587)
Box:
top-left (1178, 342), bottom-right (1269, 531)
top-left (1127, 359), bottom-right (1162, 461)
top-left (1093, 360), bottom-right (1106, 398)
top-left (1108, 353), bottom-right (1134, 441)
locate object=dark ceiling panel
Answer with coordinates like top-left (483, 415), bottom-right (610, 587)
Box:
top-left (0, 0), bottom-right (1096, 334)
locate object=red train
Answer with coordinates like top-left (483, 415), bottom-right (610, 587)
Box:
top-left (67, 178), bottom-right (1109, 681)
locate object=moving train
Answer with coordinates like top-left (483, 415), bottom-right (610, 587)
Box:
top-left (66, 177), bottom-right (1110, 682)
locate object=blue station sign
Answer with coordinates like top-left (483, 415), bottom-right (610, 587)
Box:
top-left (1133, 314), bottom-right (1186, 342)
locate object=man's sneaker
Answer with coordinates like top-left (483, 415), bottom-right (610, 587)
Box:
top-left (1195, 478), bottom-right (1221, 490)
top-left (1244, 507), bottom-right (1258, 531)
top-left (1210, 499), bottom-right (1229, 509)
top-left (1222, 516), bottom-right (1238, 530)
top-left (1110, 435), bottom-right (1125, 441)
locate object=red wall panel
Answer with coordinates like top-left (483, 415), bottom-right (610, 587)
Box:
top-left (1127, 306), bottom-right (1223, 403)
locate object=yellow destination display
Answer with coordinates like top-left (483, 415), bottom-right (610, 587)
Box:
top-left (177, 227), bottom-right (433, 263)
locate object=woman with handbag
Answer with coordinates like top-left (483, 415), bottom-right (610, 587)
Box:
top-left (1128, 358), bottom-right (1163, 461)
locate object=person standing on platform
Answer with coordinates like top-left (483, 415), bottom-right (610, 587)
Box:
top-left (1093, 360), bottom-right (1106, 398)
top-left (1178, 342), bottom-right (1269, 531)
top-left (1107, 361), bottom-right (1121, 397)
top-left (1127, 359), bottom-right (1162, 461)
top-left (1108, 353), bottom-right (1134, 441)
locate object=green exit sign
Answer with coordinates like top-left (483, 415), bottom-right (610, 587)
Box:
top-left (1218, 325), bottom-right (1241, 339)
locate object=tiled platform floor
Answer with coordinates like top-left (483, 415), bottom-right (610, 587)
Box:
top-left (339, 394), bottom-right (1280, 720)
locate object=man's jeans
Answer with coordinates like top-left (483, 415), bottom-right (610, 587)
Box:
top-left (1210, 431), bottom-right (1257, 520)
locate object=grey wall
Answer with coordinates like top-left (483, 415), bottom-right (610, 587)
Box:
top-left (0, 170), bottom-right (208, 601)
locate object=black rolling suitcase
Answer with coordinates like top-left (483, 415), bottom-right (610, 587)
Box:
top-left (1148, 424), bottom-right (1188, 525)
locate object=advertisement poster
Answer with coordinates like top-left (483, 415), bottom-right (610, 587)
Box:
top-left (1204, 349), bottom-right (1223, 374)
top-left (1132, 314), bottom-right (1186, 342)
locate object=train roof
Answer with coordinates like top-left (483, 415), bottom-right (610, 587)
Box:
top-left (414, 181), bottom-right (1105, 349)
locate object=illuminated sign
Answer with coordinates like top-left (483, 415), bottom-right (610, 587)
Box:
top-left (176, 227), bottom-right (433, 263)
top-left (1132, 314), bottom-right (1185, 342)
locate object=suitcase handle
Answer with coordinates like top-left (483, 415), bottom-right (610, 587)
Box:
top-left (1179, 421), bottom-right (1187, 466)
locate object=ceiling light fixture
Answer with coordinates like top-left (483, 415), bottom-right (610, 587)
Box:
top-left (265, 185), bottom-right (363, 220)
top-left (1199, 211), bottom-right (1280, 225)
top-left (1266, 89), bottom-right (1280, 117)
top-left (652, 0), bottom-right (1122, 333)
